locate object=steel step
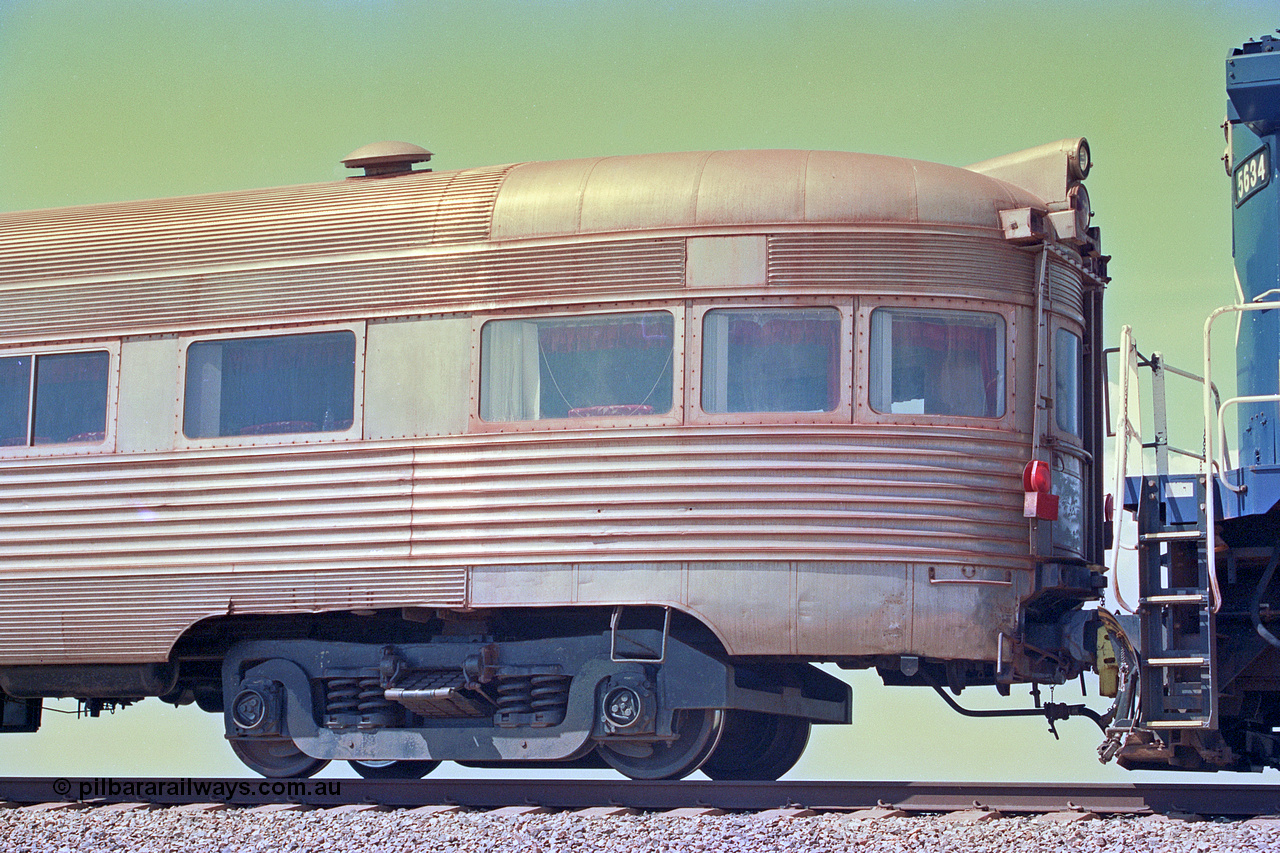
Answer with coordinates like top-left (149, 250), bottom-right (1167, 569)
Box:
top-left (1140, 593), bottom-right (1210, 606)
top-left (1137, 530), bottom-right (1204, 542)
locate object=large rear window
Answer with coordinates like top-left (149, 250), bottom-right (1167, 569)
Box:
top-left (869, 308), bottom-right (1005, 418)
top-left (701, 308), bottom-right (840, 413)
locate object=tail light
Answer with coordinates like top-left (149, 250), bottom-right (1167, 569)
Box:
top-left (1022, 460), bottom-right (1059, 521)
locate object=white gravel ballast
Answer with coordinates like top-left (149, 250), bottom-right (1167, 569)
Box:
top-left (2, 809), bottom-right (1279, 853)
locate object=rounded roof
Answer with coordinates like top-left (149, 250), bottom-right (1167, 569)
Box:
top-left (0, 149), bottom-right (1045, 290)
top-left (491, 149), bottom-right (1044, 240)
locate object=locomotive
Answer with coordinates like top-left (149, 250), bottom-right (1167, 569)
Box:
top-left (0, 35), bottom-right (1270, 780)
top-left (1102, 33), bottom-right (1280, 772)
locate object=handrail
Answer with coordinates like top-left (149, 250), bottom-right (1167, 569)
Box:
top-left (1102, 347), bottom-right (1222, 448)
top-left (1109, 326), bottom-right (1139, 614)
top-left (1199, 298), bottom-right (1280, 614)
top-left (1216, 394), bottom-right (1280, 491)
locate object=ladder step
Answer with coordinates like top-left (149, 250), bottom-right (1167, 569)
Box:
top-left (1138, 530), bottom-right (1204, 542)
top-left (1147, 656), bottom-right (1210, 667)
top-left (1146, 719), bottom-right (1210, 729)
top-left (1140, 593), bottom-right (1209, 606)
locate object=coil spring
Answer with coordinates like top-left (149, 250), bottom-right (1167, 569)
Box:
top-left (356, 677), bottom-right (386, 714)
top-left (325, 677), bottom-right (361, 716)
top-left (529, 674), bottom-right (570, 713)
top-left (495, 677), bottom-right (533, 714)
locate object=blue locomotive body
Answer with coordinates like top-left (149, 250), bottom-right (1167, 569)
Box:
top-left (1230, 35), bottom-right (1280, 489)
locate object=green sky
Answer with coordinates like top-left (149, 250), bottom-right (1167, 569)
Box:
top-left (1, 0), bottom-right (1277, 781)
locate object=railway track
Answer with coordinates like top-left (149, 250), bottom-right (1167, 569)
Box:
top-left (1, 777), bottom-right (1277, 818)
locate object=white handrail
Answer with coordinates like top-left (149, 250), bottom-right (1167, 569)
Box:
top-left (1217, 394), bottom-right (1280, 491)
top-left (1109, 325), bottom-right (1139, 614)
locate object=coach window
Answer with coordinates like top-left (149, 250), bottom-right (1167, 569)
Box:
top-left (869, 308), bottom-right (1005, 418)
top-left (702, 308), bottom-right (841, 413)
top-left (480, 311), bottom-right (674, 421)
top-left (183, 330), bottom-right (356, 439)
top-left (0, 351), bottom-right (110, 446)
top-left (1054, 328), bottom-right (1083, 438)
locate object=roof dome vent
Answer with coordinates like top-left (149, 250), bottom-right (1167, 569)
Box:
top-left (341, 141), bottom-right (433, 178)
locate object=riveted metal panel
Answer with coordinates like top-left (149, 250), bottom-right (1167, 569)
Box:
top-left (792, 562), bottom-right (912, 656)
top-left (432, 425), bottom-right (1031, 660)
top-left (365, 317), bottom-right (472, 439)
top-left (117, 337), bottom-right (181, 453)
top-left (686, 236), bottom-right (767, 289)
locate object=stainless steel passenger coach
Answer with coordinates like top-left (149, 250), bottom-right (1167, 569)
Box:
top-left (0, 140), bottom-right (1108, 779)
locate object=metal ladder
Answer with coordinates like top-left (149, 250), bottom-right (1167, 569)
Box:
top-left (1133, 474), bottom-right (1218, 731)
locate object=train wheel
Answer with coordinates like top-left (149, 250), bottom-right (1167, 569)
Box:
top-left (348, 759), bottom-right (441, 779)
top-left (699, 711), bottom-right (810, 781)
top-left (597, 709), bottom-right (723, 780)
top-left (229, 737), bottom-right (330, 779)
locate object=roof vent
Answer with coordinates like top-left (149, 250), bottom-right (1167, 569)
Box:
top-left (341, 141), bottom-right (433, 178)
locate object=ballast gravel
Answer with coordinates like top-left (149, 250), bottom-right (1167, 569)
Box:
top-left (1, 809), bottom-right (1278, 853)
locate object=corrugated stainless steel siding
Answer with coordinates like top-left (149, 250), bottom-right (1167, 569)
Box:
top-left (0, 238), bottom-right (686, 344)
top-left (1, 425), bottom-right (1027, 664)
top-left (0, 567), bottom-right (461, 664)
top-left (767, 232), bottom-right (1035, 297)
top-left (410, 426), bottom-right (1030, 567)
top-left (0, 165), bottom-right (511, 286)
top-left (1047, 258), bottom-right (1085, 321)
top-left (0, 444), bottom-right (466, 663)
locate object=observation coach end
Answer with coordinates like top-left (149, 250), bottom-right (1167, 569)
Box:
top-left (0, 136), bottom-right (1111, 780)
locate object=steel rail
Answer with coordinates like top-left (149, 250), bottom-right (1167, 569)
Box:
top-left (0, 778), bottom-right (1275, 817)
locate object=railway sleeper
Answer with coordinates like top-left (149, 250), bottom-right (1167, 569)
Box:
top-left (220, 632), bottom-right (850, 780)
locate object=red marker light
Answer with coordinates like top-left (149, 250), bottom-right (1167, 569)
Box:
top-left (1022, 460), bottom-right (1059, 521)
top-left (1023, 460), bottom-right (1052, 493)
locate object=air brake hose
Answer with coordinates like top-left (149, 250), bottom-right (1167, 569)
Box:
top-left (919, 670), bottom-right (1107, 733)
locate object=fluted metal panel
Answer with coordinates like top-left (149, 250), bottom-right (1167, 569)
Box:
top-left (0, 239), bottom-right (686, 345)
top-left (0, 567), bottom-right (467, 664)
top-left (0, 446), bottom-right (426, 571)
top-left (0, 444), bottom-right (465, 663)
top-left (1047, 258), bottom-right (1086, 322)
top-left (0, 165), bottom-right (510, 287)
top-left (767, 232), bottom-right (1035, 298)
top-left (410, 426), bottom-right (1031, 568)
top-left (1, 424), bottom-right (1028, 664)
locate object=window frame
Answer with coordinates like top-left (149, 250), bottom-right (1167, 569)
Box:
top-left (0, 341), bottom-right (120, 457)
top-left (1052, 320), bottom-right (1085, 442)
top-left (686, 299), bottom-right (853, 426)
top-left (856, 297), bottom-right (1016, 427)
top-left (174, 322), bottom-right (366, 448)
top-left (470, 305), bottom-right (686, 433)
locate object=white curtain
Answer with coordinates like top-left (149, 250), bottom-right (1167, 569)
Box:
top-left (481, 321), bottom-right (541, 421)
